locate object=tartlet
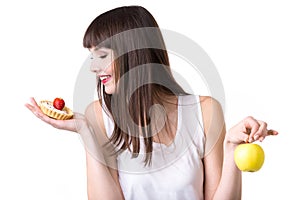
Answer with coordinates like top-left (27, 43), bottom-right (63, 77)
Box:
top-left (39, 100), bottom-right (73, 120)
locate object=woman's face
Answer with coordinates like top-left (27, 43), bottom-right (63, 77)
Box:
top-left (89, 47), bottom-right (116, 94)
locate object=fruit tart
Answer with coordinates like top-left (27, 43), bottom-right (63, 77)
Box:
top-left (39, 98), bottom-right (73, 120)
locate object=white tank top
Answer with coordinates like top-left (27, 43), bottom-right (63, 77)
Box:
top-left (102, 95), bottom-right (205, 200)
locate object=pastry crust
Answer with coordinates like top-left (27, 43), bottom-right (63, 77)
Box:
top-left (39, 100), bottom-right (73, 120)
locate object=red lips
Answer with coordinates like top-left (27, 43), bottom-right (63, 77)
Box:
top-left (99, 75), bottom-right (111, 84)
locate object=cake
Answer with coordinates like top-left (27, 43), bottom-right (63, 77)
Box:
top-left (39, 100), bottom-right (73, 120)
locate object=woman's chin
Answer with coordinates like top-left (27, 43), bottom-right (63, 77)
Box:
top-left (104, 87), bottom-right (115, 95)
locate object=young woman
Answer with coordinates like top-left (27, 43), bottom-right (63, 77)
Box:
top-left (25, 6), bottom-right (278, 200)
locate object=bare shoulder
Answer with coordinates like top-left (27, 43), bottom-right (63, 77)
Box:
top-left (85, 100), bottom-right (107, 137)
top-left (198, 96), bottom-right (225, 138)
top-left (199, 96), bottom-right (222, 112)
top-left (85, 100), bottom-right (102, 122)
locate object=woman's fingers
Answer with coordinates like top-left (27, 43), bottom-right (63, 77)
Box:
top-left (25, 97), bottom-right (60, 125)
top-left (243, 116), bottom-right (260, 142)
top-left (29, 97), bottom-right (39, 107)
top-left (267, 129), bottom-right (279, 136)
top-left (227, 116), bottom-right (278, 144)
top-left (228, 123), bottom-right (252, 144)
top-left (242, 116), bottom-right (278, 143)
top-left (253, 120), bottom-right (268, 141)
top-left (25, 98), bottom-right (48, 120)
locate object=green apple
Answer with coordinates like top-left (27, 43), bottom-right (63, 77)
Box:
top-left (234, 143), bottom-right (265, 172)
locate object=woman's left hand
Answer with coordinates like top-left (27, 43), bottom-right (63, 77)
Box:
top-left (25, 97), bottom-right (87, 132)
top-left (226, 116), bottom-right (278, 145)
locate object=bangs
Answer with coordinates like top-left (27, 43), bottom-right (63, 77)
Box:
top-left (83, 7), bottom-right (129, 49)
top-left (83, 6), bottom-right (157, 50)
top-left (83, 19), bottom-right (111, 49)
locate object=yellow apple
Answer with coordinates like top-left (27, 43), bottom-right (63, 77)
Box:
top-left (234, 143), bottom-right (265, 172)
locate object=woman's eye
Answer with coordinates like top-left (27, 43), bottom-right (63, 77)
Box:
top-left (99, 55), bottom-right (107, 59)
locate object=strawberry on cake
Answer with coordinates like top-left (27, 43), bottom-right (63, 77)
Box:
top-left (39, 98), bottom-right (73, 120)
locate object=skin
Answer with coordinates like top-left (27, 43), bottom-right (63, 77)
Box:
top-left (25, 47), bottom-right (278, 200)
top-left (89, 47), bottom-right (115, 94)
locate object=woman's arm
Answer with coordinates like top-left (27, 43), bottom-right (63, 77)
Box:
top-left (26, 98), bottom-right (124, 199)
top-left (200, 96), bottom-right (277, 200)
top-left (85, 150), bottom-right (123, 200)
top-left (83, 101), bottom-right (124, 200)
top-left (200, 96), bottom-right (226, 199)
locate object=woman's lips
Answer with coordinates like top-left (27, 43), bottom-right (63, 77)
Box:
top-left (99, 75), bottom-right (112, 84)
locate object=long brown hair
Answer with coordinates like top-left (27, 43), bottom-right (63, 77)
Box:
top-left (83, 6), bottom-right (187, 165)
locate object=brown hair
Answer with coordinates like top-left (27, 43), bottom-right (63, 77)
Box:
top-left (83, 6), bottom-right (187, 165)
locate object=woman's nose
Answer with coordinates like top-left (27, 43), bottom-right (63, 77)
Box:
top-left (89, 57), bottom-right (102, 73)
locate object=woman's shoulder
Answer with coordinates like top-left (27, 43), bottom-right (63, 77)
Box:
top-left (197, 95), bottom-right (225, 137)
top-left (85, 100), bottom-right (107, 137)
top-left (85, 100), bottom-right (102, 119)
top-left (179, 95), bottom-right (222, 114)
top-left (180, 95), bottom-right (223, 123)
top-left (198, 96), bottom-right (222, 112)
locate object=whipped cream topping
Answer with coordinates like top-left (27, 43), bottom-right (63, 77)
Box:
top-left (42, 101), bottom-right (68, 114)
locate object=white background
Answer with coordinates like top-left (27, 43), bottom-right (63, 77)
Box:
top-left (1, 0), bottom-right (299, 199)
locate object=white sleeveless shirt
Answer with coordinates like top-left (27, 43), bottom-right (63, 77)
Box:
top-left (102, 95), bottom-right (205, 200)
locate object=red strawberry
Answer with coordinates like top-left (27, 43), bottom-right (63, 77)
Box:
top-left (53, 98), bottom-right (65, 110)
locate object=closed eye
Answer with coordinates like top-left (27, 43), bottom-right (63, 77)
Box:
top-left (89, 55), bottom-right (107, 60)
top-left (99, 55), bottom-right (107, 59)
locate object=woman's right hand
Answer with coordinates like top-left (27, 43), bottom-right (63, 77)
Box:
top-left (25, 97), bottom-right (87, 133)
top-left (225, 116), bottom-right (278, 145)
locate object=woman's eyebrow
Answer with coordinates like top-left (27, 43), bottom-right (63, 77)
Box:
top-left (88, 46), bottom-right (101, 52)
top-left (96, 47), bottom-right (110, 53)
top-left (89, 48), bottom-right (108, 54)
